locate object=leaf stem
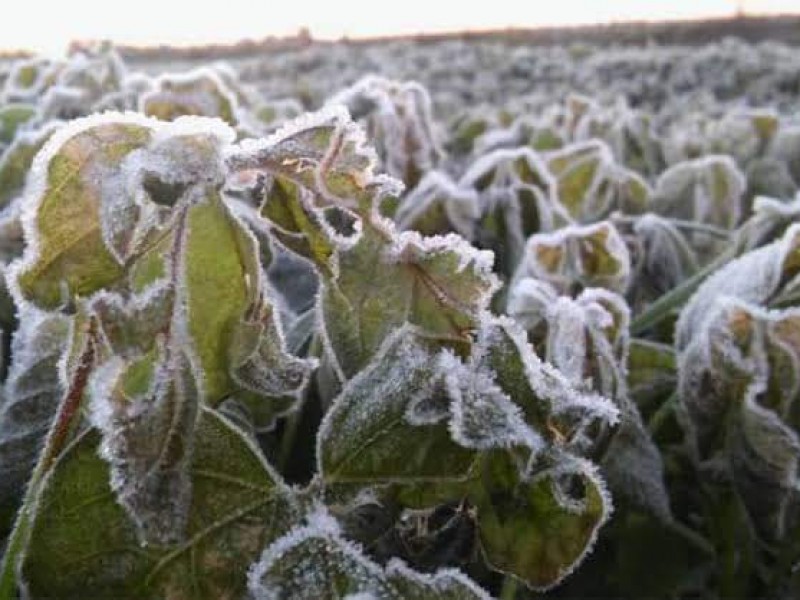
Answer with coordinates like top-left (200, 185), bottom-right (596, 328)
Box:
top-left (648, 391), bottom-right (678, 436)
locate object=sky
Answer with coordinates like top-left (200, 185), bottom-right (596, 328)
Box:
top-left (6, 0), bottom-right (800, 57)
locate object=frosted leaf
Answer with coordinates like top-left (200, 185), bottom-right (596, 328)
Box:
top-left (573, 102), bottom-right (665, 179)
top-left (545, 140), bottom-right (650, 223)
top-left (735, 194), bottom-right (800, 252)
top-left (769, 125), bottom-right (800, 186)
top-left (87, 285), bottom-right (174, 359)
top-left (248, 506), bottom-right (491, 600)
top-left (471, 316), bottom-right (619, 452)
top-left (676, 222), bottom-right (800, 351)
top-left (441, 351), bottom-right (543, 452)
top-left (384, 559), bottom-right (493, 599)
top-left (0, 121), bottom-right (60, 211)
top-left (0, 308), bottom-right (69, 529)
top-left (21, 406), bottom-right (292, 599)
top-left (228, 294), bottom-right (317, 398)
top-left (0, 103), bottom-right (36, 146)
top-left (506, 278), bottom-right (559, 334)
top-left (248, 505), bottom-right (395, 600)
top-left (394, 170), bottom-right (479, 239)
top-left (322, 225), bottom-right (498, 379)
top-left (705, 110), bottom-right (778, 167)
top-left (459, 147), bottom-right (566, 276)
top-left (652, 155), bottom-right (746, 235)
top-left (318, 325), bottom-right (474, 484)
top-left (745, 158), bottom-right (797, 202)
top-left (472, 451), bottom-right (612, 591)
top-left (1, 58), bottom-right (61, 103)
top-left (514, 220), bottom-right (631, 294)
top-left (678, 298), bottom-right (800, 540)
top-left (328, 75), bottom-right (444, 188)
top-left (254, 174), bottom-right (342, 278)
top-left (628, 213), bottom-right (699, 301)
top-left (472, 115), bottom-right (565, 155)
top-left (227, 104), bottom-right (395, 216)
top-left (140, 67), bottom-right (240, 126)
top-left (88, 344), bottom-right (201, 545)
top-left (9, 112), bottom-right (234, 310)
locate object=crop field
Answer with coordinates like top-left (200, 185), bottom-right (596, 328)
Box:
top-left (1, 29), bottom-right (800, 599)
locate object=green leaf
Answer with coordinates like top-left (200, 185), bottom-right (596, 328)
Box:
top-left (322, 226), bottom-right (497, 379)
top-left (15, 118), bottom-right (152, 309)
top-left (247, 506), bottom-right (490, 599)
top-left (141, 68), bottom-right (239, 126)
top-left (679, 299), bottom-right (800, 541)
top-left (318, 326), bottom-right (474, 484)
top-left (19, 407), bottom-right (293, 600)
top-left (546, 140), bottom-right (649, 224)
top-left (183, 191), bottom-right (259, 402)
top-left (258, 174), bottom-right (338, 277)
top-left (627, 338), bottom-right (676, 404)
top-left (0, 103), bottom-right (36, 145)
top-left (515, 220), bottom-right (631, 294)
top-left (88, 345), bottom-right (201, 545)
top-left (472, 451), bottom-right (610, 590)
top-left (0, 123), bottom-right (57, 210)
top-left (228, 295), bottom-right (317, 399)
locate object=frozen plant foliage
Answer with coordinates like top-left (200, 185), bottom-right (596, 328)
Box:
top-left (394, 170), bottom-right (479, 239)
top-left (652, 155), bottom-right (746, 235)
top-left (458, 147), bottom-right (567, 276)
top-left (6, 35), bottom-right (800, 599)
top-left (514, 221), bottom-right (632, 295)
top-left (678, 298), bottom-right (800, 541)
top-left (544, 140), bottom-right (650, 224)
top-left (329, 75), bottom-right (444, 188)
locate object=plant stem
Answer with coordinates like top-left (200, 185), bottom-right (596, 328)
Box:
top-left (667, 519), bottom-right (716, 558)
top-left (0, 321), bottom-right (97, 598)
top-left (648, 391), bottom-right (678, 435)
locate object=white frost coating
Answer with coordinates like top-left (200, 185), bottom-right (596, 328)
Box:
top-left (491, 455), bottom-right (614, 592)
top-left (676, 223), bottom-right (800, 351)
top-left (384, 559), bottom-right (494, 600)
top-left (327, 75), bottom-right (444, 182)
top-left (506, 278), bottom-right (559, 331)
top-left (5, 112), bottom-right (197, 307)
top-left (514, 220), bottom-right (631, 294)
top-left (546, 297), bottom-right (590, 387)
top-left (248, 504), bottom-right (389, 600)
top-left (441, 350), bottom-right (544, 452)
top-left (139, 67), bottom-right (241, 123)
top-left (385, 229), bottom-right (496, 276)
top-left (652, 154), bottom-right (746, 231)
top-left (478, 314), bottom-right (619, 429)
top-left (315, 323), bottom-right (435, 476)
top-left (394, 170), bottom-right (480, 239)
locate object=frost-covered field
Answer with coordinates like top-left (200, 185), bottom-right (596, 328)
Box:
top-left (1, 37), bottom-right (800, 599)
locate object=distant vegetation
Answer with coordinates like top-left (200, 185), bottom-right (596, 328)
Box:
top-left (1, 26), bottom-right (800, 599)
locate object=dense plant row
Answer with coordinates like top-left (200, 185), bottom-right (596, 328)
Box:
top-left (0, 40), bottom-right (799, 598)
